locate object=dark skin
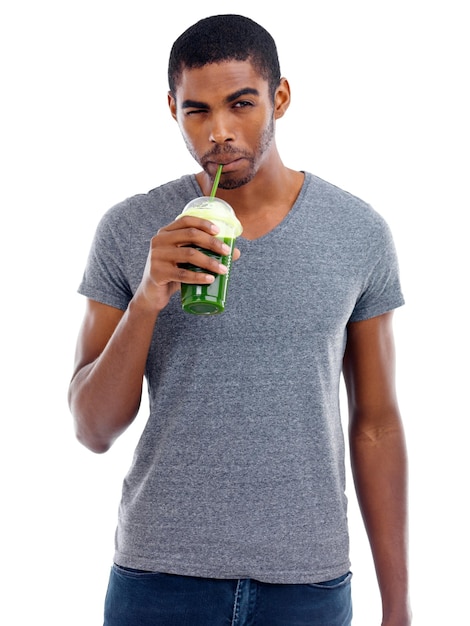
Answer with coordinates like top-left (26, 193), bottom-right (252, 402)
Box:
top-left (68, 60), bottom-right (411, 625)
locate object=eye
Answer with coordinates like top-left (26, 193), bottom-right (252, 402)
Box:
top-left (233, 100), bottom-right (254, 109)
top-left (185, 109), bottom-right (207, 116)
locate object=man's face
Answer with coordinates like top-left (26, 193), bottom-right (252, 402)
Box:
top-left (169, 61), bottom-right (276, 189)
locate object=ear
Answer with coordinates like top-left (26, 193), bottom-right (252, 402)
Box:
top-left (273, 77), bottom-right (291, 120)
top-left (168, 91), bottom-right (177, 121)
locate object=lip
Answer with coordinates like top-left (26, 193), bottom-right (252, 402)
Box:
top-left (209, 158), bottom-right (245, 173)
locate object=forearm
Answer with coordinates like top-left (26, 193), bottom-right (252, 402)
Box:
top-left (350, 417), bottom-right (411, 625)
top-left (69, 297), bottom-right (159, 453)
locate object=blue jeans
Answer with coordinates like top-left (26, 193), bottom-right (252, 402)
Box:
top-left (104, 565), bottom-right (352, 625)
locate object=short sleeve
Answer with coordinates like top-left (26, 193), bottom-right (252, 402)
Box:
top-left (349, 218), bottom-right (405, 322)
top-left (78, 203), bottom-right (133, 311)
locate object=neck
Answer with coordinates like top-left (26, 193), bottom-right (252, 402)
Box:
top-left (195, 151), bottom-right (304, 240)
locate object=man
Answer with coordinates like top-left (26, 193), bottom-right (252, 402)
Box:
top-left (68, 14), bottom-right (411, 626)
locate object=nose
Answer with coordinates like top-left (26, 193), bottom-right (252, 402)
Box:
top-left (209, 113), bottom-right (235, 144)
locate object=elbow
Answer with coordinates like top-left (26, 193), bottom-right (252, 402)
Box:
top-left (68, 380), bottom-right (138, 454)
top-left (68, 385), bottom-right (115, 454)
top-left (70, 403), bottom-right (132, 453)
top-left (69, 399), bottom-right (114, 454)
top-left (74, 423), bottom-right (114, 454)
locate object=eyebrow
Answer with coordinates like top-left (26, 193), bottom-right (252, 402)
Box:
top-left (181, 87), bottom-right (260, 110)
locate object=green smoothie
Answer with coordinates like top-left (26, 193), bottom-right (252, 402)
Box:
top-left (176, 197), bottom-right (242, 315)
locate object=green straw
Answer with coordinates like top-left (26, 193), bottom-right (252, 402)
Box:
top-left (210, 164), bottom-right (223, 198)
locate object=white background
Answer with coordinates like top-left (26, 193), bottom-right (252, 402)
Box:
top-left (1, 1), bottom-right (468, 624)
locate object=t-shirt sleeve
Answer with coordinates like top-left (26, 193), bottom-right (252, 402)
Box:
top-left (349, 217), bottom-right (405, 322)
top-left (77, 204), bottom-right (133, 311)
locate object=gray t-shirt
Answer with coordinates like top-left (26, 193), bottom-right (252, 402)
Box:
top-left (78, 172), bottom-right (404, 584)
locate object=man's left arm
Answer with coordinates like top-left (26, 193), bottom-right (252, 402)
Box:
top-left (343, 311), bottom-right (412, 626)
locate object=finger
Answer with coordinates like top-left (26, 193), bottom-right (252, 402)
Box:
top-left (176, 246), bottom-right (229, 277)
top-left (147, 250), bottom-right (218, 288)
top-left (159, 222), bottom-right (231, 257)
top-left (178, 231), bottom-right (232, 257)
top-left (164, 215), bottom-right (220, 236)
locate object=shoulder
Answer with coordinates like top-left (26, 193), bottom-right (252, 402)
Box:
top-left (97, 174), bottom-right (200, 232)
top-left (302, 172), bottom-right (394, 243)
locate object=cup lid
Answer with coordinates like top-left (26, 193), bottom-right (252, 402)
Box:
top-left (176, 197), bottom-right (243, 237)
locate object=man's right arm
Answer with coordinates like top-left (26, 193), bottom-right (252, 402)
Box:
top-left (68, 214), bottom-right (235, 453)
top-left (68, 297), bottom-right (158, 453)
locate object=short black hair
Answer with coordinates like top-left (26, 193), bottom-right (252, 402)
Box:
top-left (168, 14), bottom-right (281, 99)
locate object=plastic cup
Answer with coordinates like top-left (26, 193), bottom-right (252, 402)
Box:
top-left (176, 197), bottom-right (243, 315)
